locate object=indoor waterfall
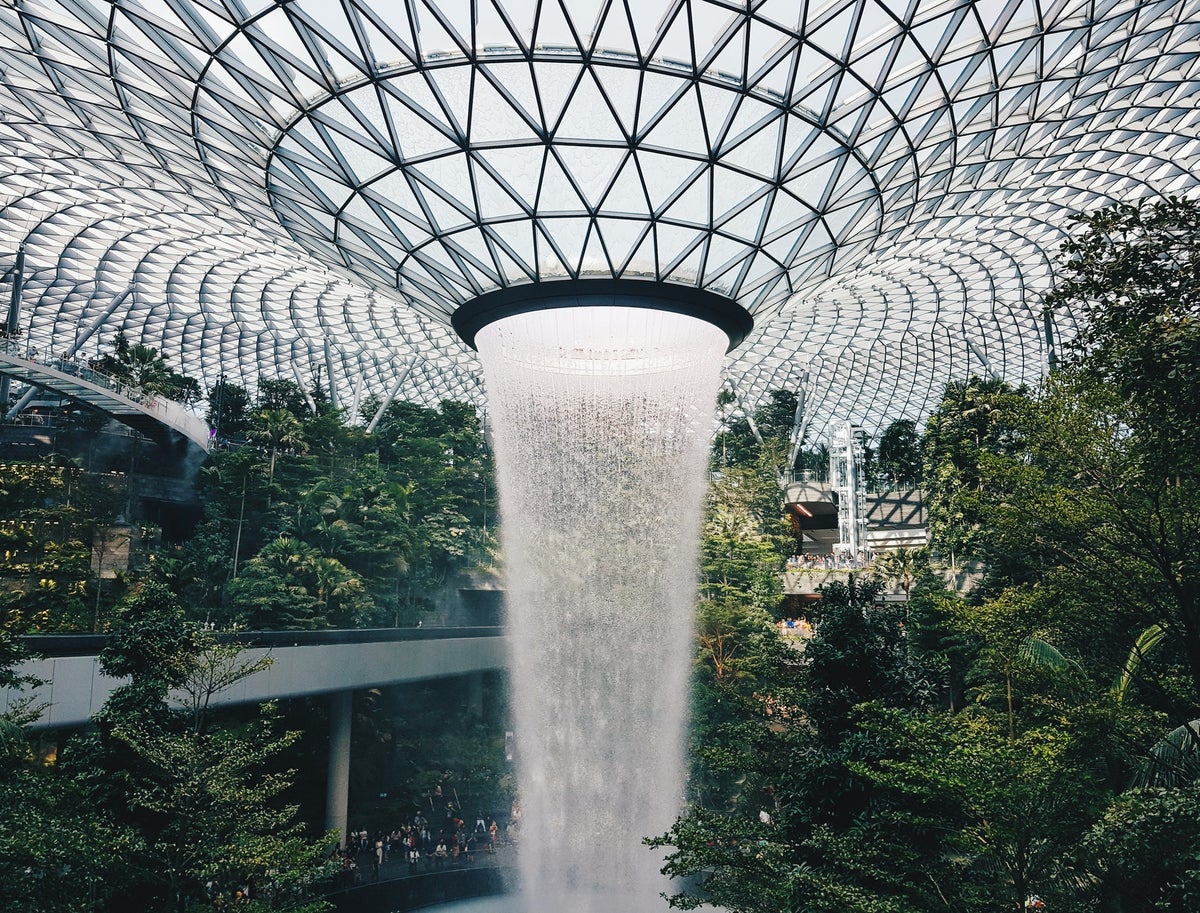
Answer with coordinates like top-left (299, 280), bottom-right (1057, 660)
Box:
top-left (474, 304), bottom-right (727, 912)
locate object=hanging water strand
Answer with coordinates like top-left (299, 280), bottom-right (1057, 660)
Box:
top-left (476, 305), bottom-right (727, 913)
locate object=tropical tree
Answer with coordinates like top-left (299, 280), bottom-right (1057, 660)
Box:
top-left (250, 408), bottom-right (307, 502)
top-left (256, 376), bottom-right (311, 418)
top-left (876, 418), bottom-right (921, 487)
top-left (873, 547), bottom-right (928, 599)
top-left (921, 376), bottom-right (1035, 562)
top-left (205, 377), bottom-right (251, 440)
top-left (1046, 195), bottom-right (1200, 457)
top-left (1037, 196), bottom-right (1200, 706)
top-left (69, 581), bottom-right (333, 912)
top-left (94, 333), bottom-right (200, 404)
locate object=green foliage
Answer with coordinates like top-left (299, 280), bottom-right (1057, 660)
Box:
top-left (921, 376), bottom-right (1036, 561)
top-left (1085, 782), bottom-right (1200, 910)
top-left (0, 757), bottom-right (126, 913)
top-left (93, 332), bottom-right (200, 405)
top-left (802, 577), bottom-right (940, 740)
top-left (206, 378), bottom-right (251, 438)
top-left (1046, 195), bottom-right (1200, 458)
top-left (860, 710), bottom-right (1103, 911)
top-left (72, 581), bottom-right (332, 912)
top-left (876, 419), bottom-right (921, 487)
top-left (256, 376), bottom-right (311, 418)
top-left (0, 459), bottom-right (125, 631)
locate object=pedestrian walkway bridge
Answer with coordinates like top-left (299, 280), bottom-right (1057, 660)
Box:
top-left (2, 626), bottom-right (507, 729)
top-left (0, 340), bottom-right (211, 451)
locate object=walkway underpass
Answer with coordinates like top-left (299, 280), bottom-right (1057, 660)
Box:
top-left (0, 339), bottom-right (211, 451)
top-left (1, 626), bottom-right (509, 840)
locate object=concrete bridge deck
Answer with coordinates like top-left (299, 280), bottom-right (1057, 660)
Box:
top-left (3, 626), bottom-right (508, 729)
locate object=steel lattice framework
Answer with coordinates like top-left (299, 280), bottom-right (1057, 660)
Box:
top-left (2, 0), bottom-right (1199, 434)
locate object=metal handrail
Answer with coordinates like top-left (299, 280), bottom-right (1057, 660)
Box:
top-left (0, 340), bottom-right (210, 444)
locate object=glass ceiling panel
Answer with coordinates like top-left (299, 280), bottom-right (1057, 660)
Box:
top-left (0, 0), bottom-right (1198, 436)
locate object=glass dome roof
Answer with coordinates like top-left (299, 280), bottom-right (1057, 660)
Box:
top-left (2, 0), bottom-right (1199, 433)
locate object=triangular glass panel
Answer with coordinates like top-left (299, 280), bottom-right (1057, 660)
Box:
top-left (424, 0), bottom-right (474, 52)
top-left (469, 156), bottom-right (528, 220)
top-left (654, 222), bottom-right (703, 272)
top-left (534, 217), bottom-right (579, 278)
top-left (536, 152), bottom-right (588, 213)
top-left (753, 50), bottom-right (798, 99)
top-left (697, 81), bottom-right (743, 150)
top-left (808, 3), bottom-right (856, 61)
top-left (431, 63), bottom-right (472, 139)
top-left (532, 0), bottom-right (579, 50)
top-left (415, 178), bottom-right (475, 232)
top-left (719, 110), bottom-right (784, 181)
top-left (636, 70), bottom-right (689, 135)
top-left (383, 72), bottom-right (457, 136)
top-left (386, 100), bottom-right (455, 160)
top-left (624, 224), bottom-right (659, 278)
top-left (577, 220), bottom-right (613, 276)
top-left (663, 235), bottom-right (705, 284)
top-left (748, 18), bottom-right (793, 80)
top-left (791, 71), bottom-right (839, 117)
top-left (564, 0), bottom-right (606, 48)
top-left (709, 20), bottom-right (747, 81)
top-left (442, 227), bottom-right (501, 284)
top-left (335, 134), bottom-right (394, 185)
top-left (476, 145), bottom-right (547, 210)
top-left (712, 163), bottom-right (770, 222)
top-left (555, 144), bottom-right (627, 210)
top-left (642, 84), bottom-right (708, 157)
top-left (363, 171), bottom-right (431, 232)
top-left (716, 191), bottom-right (771, 244)
top-left (624, 0), bottom-right (675, 58)
top-left (660, 166), bottom-right (712, 229)
top-left (557, 68), bottom-right (624, 141)
top-left (643, 0), bottom-right (694, 68)
top-left (347, 2), bottom-right (419, 68)
top-left (412, 0), bottom-right (466, 57)
top-left (592, 1), bottom-right (638, 57)
top-left (290, 16), bottom-right (369, 85)
top-left (487, 219), bottom-right (538, 274)
top-left (472, 0), bottom-right (523, 50)
top-left (889, 33), bottom-right (928, 81)
top-left (635, 149), bottom-right (703, 215)
top-left (603, 153), bottom-right (651, 217)
top-left (479, 63), bottom-right (542, 127)
top-left (480, 225), bottom-right (537, 283)
top-left (310, 170), bottom-right (355, 212)
top-left (531, 60), bottom-right (585, 134)
top-left (590, 61), bottom-right (640, 135)
top-left (706, 232), bottom-right (751, 277)
top-left (595, 215), bottom-right (651, 272)
top-left (470, 71), bottom-right (538, 143)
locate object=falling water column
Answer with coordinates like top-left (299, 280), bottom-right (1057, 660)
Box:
top-left (470, 294), bottom-right (734, 913)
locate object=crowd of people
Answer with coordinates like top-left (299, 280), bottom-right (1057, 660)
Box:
top-left (334, 802), bottom-right (519, 888)
top-left (777, 617), bottom-right (813, 639)
top-left (786, 550), bottom-right (872, 570)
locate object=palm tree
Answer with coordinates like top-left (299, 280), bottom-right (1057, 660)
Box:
top-left (250, 409), bottom-right (306, 504)
top-left (199, 450), bottom-right (259, 579)
top-left (255, 535), bottom-right (319, 579)
top-left (311, 556), bottom-right (368, 625)
top-left (874, 547), bottom-right (928, 599)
